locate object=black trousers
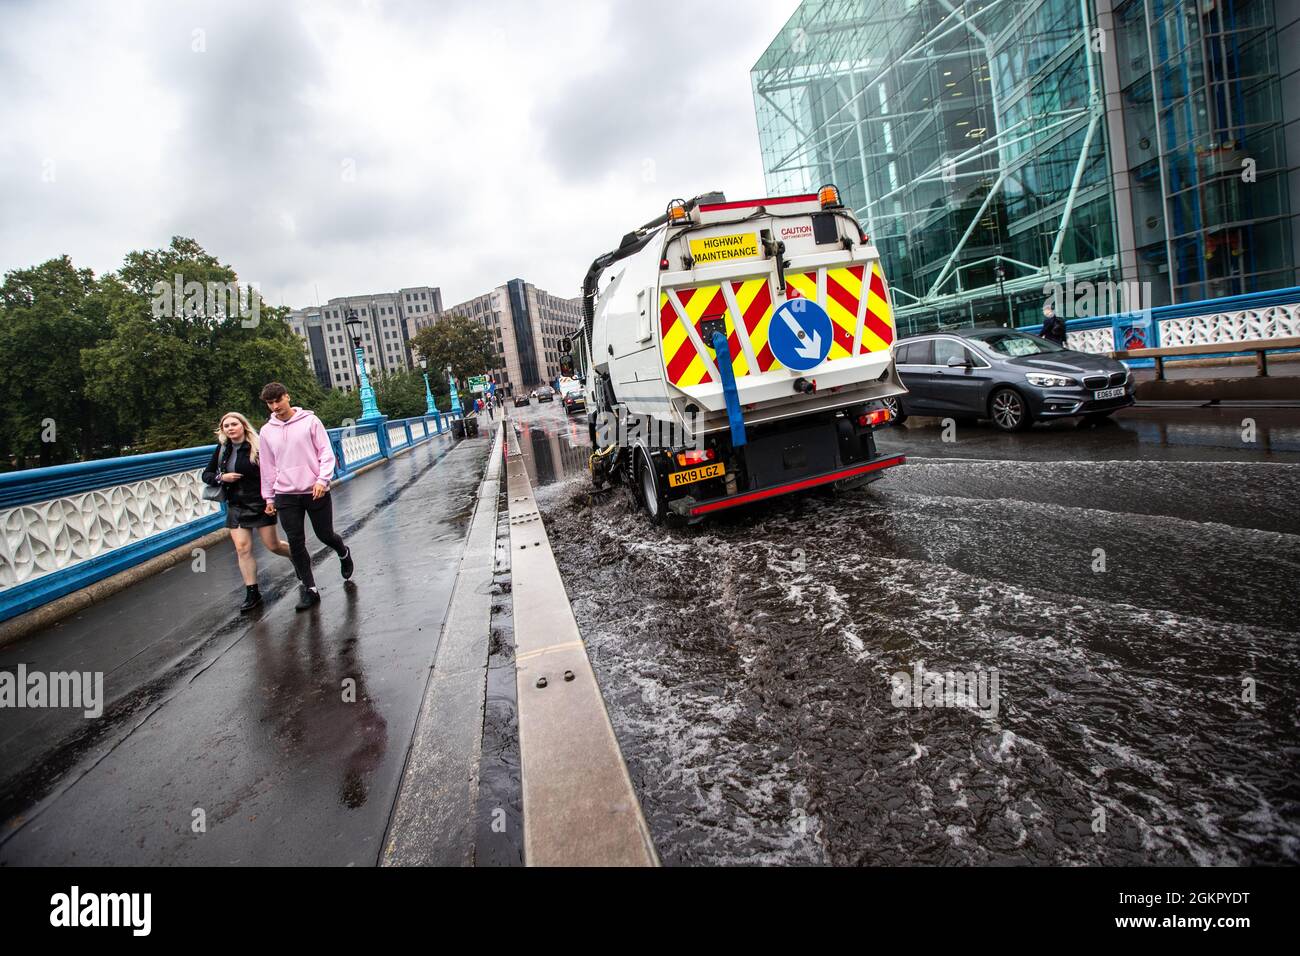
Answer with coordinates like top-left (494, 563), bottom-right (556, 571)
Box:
top-left (274, 492), bottom-right (346, 588)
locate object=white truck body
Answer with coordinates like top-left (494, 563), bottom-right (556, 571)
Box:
top-left (578, 190), bottom-right (907, 519)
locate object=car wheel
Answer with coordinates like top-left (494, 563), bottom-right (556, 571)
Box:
top-left (882, 395), bottom-right (907, 426)
top-left (990, 387), bottom-right (1031, 432)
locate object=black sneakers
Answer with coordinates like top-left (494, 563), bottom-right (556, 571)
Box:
top-left (240, 585), bottom-right (262, 613)
top-left (295, 585), bottom-right (321, 612)
top-left (340, 547), bottom-right (354, 580)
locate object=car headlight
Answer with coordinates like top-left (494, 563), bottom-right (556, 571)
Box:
top-left (1026, 372), bottom-right (1077, 387)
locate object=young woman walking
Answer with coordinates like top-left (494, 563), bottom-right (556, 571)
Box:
top-left (202, 411), bottom-right (293, 612)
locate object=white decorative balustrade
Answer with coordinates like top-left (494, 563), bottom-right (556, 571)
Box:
top-left (340, 430), bottom-right (382, 467)
top-left (0, 468), bottom-right (219, 590)
top-left (0, 411), bottom-right (458, 624)
top-left (1158, 304), bottom-right (1300, 348)
top-left (1026, 288), bottom-right (1300, 360)
top-left (1065, 326), bottom-right (1115, 355)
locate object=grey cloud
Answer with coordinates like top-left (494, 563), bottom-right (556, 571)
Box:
top-left (0, 0), bottom-right (795, 306)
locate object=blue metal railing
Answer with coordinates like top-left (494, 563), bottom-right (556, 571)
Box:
top-left (1019, 285), bottom-right (1300, 366)
top-left (0, 410), bottom-right (457, 624)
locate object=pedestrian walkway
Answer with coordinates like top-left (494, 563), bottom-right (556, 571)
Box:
top-left (0, 430), bottom-right (492, 865)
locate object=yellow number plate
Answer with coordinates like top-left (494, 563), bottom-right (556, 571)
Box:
top-left (689, 233), bottom-right (760, 265)
top-left (669, 462), bottom-right (725, 488)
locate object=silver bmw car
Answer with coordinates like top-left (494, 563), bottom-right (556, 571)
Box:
top-left (884, 328), bottom-right (1135, 432)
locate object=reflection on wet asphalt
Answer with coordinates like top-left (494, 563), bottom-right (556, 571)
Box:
top-left (0, 435), bottom-right (490, 865)
top-left (509, 402), bottom-right (1300, 866)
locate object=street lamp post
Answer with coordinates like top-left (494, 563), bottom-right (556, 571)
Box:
top-left (419, 357), bottom-right (437, 416)
top-left (447, 365), bottom-right (463, 417)
top-left (345, 310), bottom-right (383, 422)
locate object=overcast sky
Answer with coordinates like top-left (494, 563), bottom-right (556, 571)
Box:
top-left (0, 0), bottom-right (799, 309)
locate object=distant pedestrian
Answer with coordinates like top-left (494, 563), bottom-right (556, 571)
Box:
top-left (202, 412), bottom-right (292, 613)
top-left (258, 382), bottom-right (354, 613)
top-left (1041, 301), bottom-right (1067, 346)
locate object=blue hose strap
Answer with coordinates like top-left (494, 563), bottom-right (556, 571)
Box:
top-left (711, 330), bottom-right (747, 448)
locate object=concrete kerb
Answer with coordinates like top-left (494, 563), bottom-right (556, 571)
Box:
top-left (382, 423), bottom-right (503, 866)
top-left (505, 424), bottom-right (659, 867)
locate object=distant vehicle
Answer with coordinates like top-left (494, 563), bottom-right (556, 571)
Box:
top-left (513, 394), bottom-right (531, 408)
top-left (557, 377), bottom-right (586, 416)
top-left (535, 385), bottom-right (555, 403)
top-left (577, 186), bottom-right (905, 523)
top-left (885, 329), bottom-right (1135, 432)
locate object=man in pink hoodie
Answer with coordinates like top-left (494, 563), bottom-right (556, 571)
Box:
top-left (259, 382), bottom-right (354, 611)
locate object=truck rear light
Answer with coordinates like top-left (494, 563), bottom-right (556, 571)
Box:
top-left (818, 184), bottom-right (842, 208)
top-left (675, 449), bottom-right (715, 467)
top-left (660, 257), bottom-right (670, 270)
top-left (858, 409), bottom-right (891, 427)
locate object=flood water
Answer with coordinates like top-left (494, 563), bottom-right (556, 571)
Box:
top-left (507, 402), bottom-right (1300, 866)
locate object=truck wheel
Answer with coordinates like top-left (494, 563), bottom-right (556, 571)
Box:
top-left (990, 387), bottom-right (1032, 432)
top-left (636, 448), bottom-right (666, 525)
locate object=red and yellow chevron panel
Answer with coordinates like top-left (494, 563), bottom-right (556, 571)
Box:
top-left (659, 261), bottom-right (895, 387)
top-left (731, 276), bottom-right (781, 373)
top-left (659, 283), bottom-right (756, 387)
top-left (786, 263), bottom-right (894, 356)
top-left (862, 261), bottom-right (894, 352)
top-left (659, 291), bottom-right (712, 387)
top-left (786, 270), bottom-right (853, 359)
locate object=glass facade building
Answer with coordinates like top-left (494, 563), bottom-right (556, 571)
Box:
top-left (752, 0), bottom-right (1297, 334)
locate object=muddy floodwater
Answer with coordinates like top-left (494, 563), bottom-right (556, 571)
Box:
top-left (511, 404), bottom-right (1300, 866)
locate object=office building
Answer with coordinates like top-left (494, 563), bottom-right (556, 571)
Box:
top-left (288, 285), bottom-right (442, 391)
top-left (412, 279), bottom-right (582, 394)
top-left (752, 0), bottom-right (1298, 333)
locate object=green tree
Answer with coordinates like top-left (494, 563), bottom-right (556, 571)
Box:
top-left (80, 238), bottom-right (322, 452)
top-left (409, 315), bottom-right (495, 388)
top-left (313, 387), bottom-right (361, 429)
top-left (0, 256), bottom-right (118, 468)
top-left (372, 368), bottom-right (432, 420)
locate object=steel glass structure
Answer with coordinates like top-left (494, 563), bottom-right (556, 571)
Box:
top-left (1112, 0), bottom-right (1292, 304)
top-left (752, 0), bottom-right (1293, 334)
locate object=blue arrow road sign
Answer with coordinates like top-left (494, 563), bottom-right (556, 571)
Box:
top-left (769, 297), bottom-right (833, 371)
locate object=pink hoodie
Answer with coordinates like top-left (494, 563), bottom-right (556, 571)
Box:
top-left (259, 408), bottom-right (337, 500)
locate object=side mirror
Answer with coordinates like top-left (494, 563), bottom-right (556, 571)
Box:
top-left (558, 337), bottom-right (571, 353)
top-left (947, 355), bottom-right (969, 368)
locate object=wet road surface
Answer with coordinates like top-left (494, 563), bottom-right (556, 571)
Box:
top-left (508, 401), bottom-right (1300, 866)
top-left (0, 432), bottom-right (491, 865)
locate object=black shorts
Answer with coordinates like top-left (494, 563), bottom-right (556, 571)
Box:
top-left (225, 499), bottom-right (276, 529)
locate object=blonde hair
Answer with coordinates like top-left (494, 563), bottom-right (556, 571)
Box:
top-left (215, 412), bottom-right (260, 463)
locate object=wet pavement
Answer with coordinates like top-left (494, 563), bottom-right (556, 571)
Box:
top-left (0, 431), bottom-right (492, 865)
top-left (507, 400), bottom-right (1300, 866)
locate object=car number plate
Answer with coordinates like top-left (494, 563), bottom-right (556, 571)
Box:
top-left (669, 462), bottom-right (724, 488)
top-left (1094, 386), bottom-right (1125, 400)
